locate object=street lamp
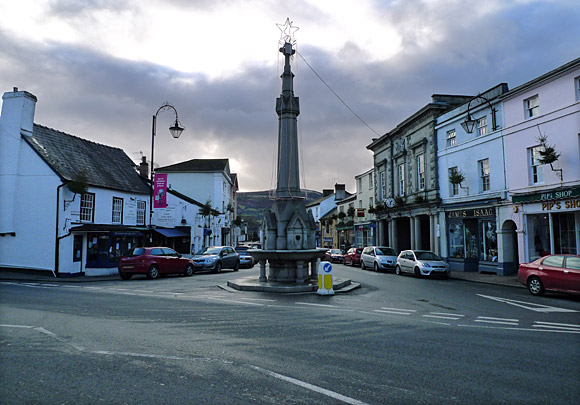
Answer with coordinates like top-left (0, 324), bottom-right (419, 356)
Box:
top-left (149, 102), bottom-right (185, 233)
top-left (460, 95), bottom-right (498, 134)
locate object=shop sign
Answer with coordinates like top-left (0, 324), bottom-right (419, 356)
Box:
top-left (512, 187), bottom-right (580, 203)
top-left (446, 207), bottom-right (495, 219)
top-left (541, 199), bottom-right (580, 211)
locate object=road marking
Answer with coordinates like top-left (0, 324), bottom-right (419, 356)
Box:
top-left (248, 365), bottom-right (371, 405)
top-left (0, 324), bottom-right (34, 328)
top-left (422, 314), bottom-right (462, 320)
top-left (374, 309), bottom-right (413, 315)
top-left (206, 297), bottom-right (265, 306)
top-left (381, 307), bottom-right (417, 312)
top-left (478, 294), bottom-right (579, 313)
top-left (459, 324), bottom-right (580, 334)
top-left (533, 321), bottom-right (580, 332)
top-left (475, 316), bottom-right (519, 326)
top-left (296, 302), bottom-right (335, 308)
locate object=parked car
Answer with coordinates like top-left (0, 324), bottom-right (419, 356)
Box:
top-left (344, 247), bottom-right (363, 266)
top-left (235, 245), bottom-right (254, 268)
top-left (192, 246), bottom-right (240, 273)
top-left (396, 250), bottom-right (449, 278)
top-left (361, 246), bottom-right (398, 272)
top-left (118, 247), bottom-right (195, 280)
top-left (325, 249), bottom-right (344, 263)
top-left (517, 254), bottom-right (580, 296)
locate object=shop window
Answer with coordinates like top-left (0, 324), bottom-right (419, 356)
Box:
top-left (448, 221), bottom-right (465, 258)
top-left (527, 214), bottom-right (550, 261)
top-left (80, 193), bottom-right (95, 222)
top-left (553, 213), bottom-right (577, 255)
top-left (464, 219), bottom-right (478, 259)
top-left (73, 235), bottom-right (83, 262)
top-left (480, 220), bottom-right (497, 262)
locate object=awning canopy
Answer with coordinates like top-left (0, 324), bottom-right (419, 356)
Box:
top-left (154, 228), bottom-right (189, 238)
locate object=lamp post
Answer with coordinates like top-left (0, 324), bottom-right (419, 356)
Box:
top-left (149, 102), bottom-right (184, 236)
top-left (460, 95), bottom-right (498, 134)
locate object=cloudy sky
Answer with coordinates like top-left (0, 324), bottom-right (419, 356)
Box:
top-left (1, 0), bottom-right (578, 192)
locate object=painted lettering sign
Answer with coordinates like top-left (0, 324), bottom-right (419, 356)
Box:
top-left (541, 199), bottom-right (580, 211)
top-left (446, 208), bottom-right (495, 219)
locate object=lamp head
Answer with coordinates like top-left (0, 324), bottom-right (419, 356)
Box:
top-left (460, 113), bottom-right (477, 134)
top-left (169, 119), bottom-right (184, 139)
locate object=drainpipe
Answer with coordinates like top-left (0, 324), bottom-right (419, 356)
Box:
top-left (54, 183), bottom-right (66, 277)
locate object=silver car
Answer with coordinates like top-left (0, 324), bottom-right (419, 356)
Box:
top-left (192, 246), bottom-right (240, 273)
top-left (360, 246), bottom-right (398, 272)
top-left (396, 250), bottom-right (450, 278)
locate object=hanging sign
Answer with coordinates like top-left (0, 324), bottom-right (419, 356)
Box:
top-left (153, 173), bottom-right (168, 208)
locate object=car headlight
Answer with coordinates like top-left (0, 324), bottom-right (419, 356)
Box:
top-left (418, 261), bottom-right (431, 268)
top-left (207, 257), bottom-right (217, 263)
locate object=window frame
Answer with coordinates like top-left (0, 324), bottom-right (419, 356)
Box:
top-left (112, 197), bottom-right (124, 224)
top-left (449, 167), bottom-right (459, 196)
top-left (398, 163), bottom-right (405, 196)
top-left (379, 170), bottom-right (386, 201)
top-left (136, 200), bottom-right (146, 226)
top-left (477, 116), bottom-right (488, 136)
top-left (529, 145), bottom-right (545, 185)
top-left (524, 95), bottom-right (539, 119)
top-left (80, 193), bottom-right (95, 223)
top-left (446, 129), bottom-right (456, 147)
top-left (479, 159), bottom-right (490, 192)
top-left (416, 153), bottom-right (425, 191)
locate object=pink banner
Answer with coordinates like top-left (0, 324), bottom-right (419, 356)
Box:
top-left (153, 173), bottom-right (168, 208)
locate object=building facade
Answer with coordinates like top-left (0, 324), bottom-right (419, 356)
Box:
top-left (367, 95), bottom-right (472, 254)
top-left (436, 84), bottom-right (511, 274)
top-left (503, 58), bottom-right (580, 265)
top-left (354, 169), bottom-right (376, 247)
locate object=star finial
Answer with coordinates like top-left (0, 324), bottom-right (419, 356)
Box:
top-left (276, 18), bottom-right (299, 46)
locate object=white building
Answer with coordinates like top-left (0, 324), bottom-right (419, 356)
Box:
top-left (503, 57), bottom-right (580, 264)
top-left (354, 169), bottom-right (376, 247)
top-left (0, 88), bottom-right (221, 276)
top-left (436, 84), bottom-right (511, 274)
top-left (306, 184), bottom-right (348, 247)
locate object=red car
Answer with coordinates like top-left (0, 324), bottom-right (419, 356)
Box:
top-left (517, 254), bottom-right (580, 296)
top-left (344, 247), bottom-right (362, 266)
top-left (118, 247), bottom-right (195, 280)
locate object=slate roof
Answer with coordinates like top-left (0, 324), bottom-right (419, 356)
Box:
top-left (158, 158), bottom-right (230, 174)
top-left (25, 124), bottom-right (150, 194)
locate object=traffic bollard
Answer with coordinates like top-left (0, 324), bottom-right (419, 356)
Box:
top-left (317, 261), bottom-right (334, 295)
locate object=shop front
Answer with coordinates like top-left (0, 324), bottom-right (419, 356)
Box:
top-left (355, 222), bottom-right (376, 248)
top-left (513, 187), bottom-right (580, 262)
top-left (444, 206), bottom-right (499, 273)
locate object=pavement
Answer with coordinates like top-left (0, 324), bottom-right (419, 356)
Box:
top-left (0, 267), bottom-right (524, 289)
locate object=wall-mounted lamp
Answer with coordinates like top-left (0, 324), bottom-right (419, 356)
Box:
top-left (460, 95), bottom-right (498, 134)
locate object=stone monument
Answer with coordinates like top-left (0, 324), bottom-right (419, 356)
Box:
top-left (249, 19), bottom-right (327, 284)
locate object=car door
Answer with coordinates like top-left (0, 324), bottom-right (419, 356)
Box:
top-left (150, 248), bottom-right (168, 274)
top-left (163, 248), bottom-right (181, 273)
top-left (402, 252), bottom-right (414, 273)
top-left (563, 256), bottom-right (580, 293)
top-left (538, 255), bottom-right (565, 290)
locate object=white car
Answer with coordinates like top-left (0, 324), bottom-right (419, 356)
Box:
top-left (396, 250), bottom-right (450, 278)
top-left (360, 246), bottom-right (398, 272)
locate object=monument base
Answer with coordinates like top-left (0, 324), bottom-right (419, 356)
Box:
top-left (249, 248), bottom-right (327, 283)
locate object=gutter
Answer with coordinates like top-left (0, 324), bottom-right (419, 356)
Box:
top-left (54, 183), bottom-right (66, 278)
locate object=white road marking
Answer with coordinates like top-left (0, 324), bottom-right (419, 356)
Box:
top-left (373, 310), bottom-right (413, 315)
top-left (296, 302), bottom-right (335, 308)
top-left (422, 314), bottom-right (461, 320)
top-left (475, 317), bottom-right (519, 326)
top-left (478, 294), bottom-right (579, 313)
top-left (534, 321), bottom-right (580, 328)
top-left (430, 312), bottom-right (465, 317)
top-left (0, 324), bottom-right (34, 328)
top-left (478, 316), bottom-right (519, 322)
top-left (206, 297), bottom-right (265, 306)
top-left (248, 365), bottom-right (371, 405)
top-left (459, 324), bottom-right (580, 334)
top-left (381, 307), bottom-right (417, 312)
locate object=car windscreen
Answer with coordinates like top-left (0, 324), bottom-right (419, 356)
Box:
top-left (197, 247), bottom-right (221, 255)
top-left (235, 247), bottom-right (249, 252)
top-left (130, 248), bottom-right (145, 256)
top-left (376, 247), bottom-right (396, 256)
top-left (416, 251), bottom-right (441, 261)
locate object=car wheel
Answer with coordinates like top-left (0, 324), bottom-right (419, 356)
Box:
top-left (414, 267), bottom-right (422, 277)
top-left (395, 265), bottom-right (402, 275)
top-left (361, 260), bottom-right (366, 270)
top-left (528, 276), bottom-right (545, 296)
top-left (234, 261), bottom-right (240, 271)
top-left (214, 262), bottom-right (222, 273)
top-left (184, 264), bottom-right (194, 277)
top-left (147, 265), bottom-right (160, 280)
top-left (374, 262), bottom-right (379, 272)
top-left (119, 272), bottom-right (132, 280)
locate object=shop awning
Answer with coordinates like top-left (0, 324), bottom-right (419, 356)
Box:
top-left (70, 224), bottom-right (146, 236)
top-left (154, 228), bottom-right (189, 238)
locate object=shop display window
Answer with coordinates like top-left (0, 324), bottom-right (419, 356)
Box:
top-left (464, 219), bottom-right (478, 259)
top-left (527, 214), bottom-right (550, 261)
top-left (480, 220), bottom-right (498, 262)
top-left (553, 213), bottom-right (577, 255)
top-left (448, 221), bottom-right (465, 258)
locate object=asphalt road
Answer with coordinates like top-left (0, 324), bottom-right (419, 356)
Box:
top-left (1, 265), bottom-right (579, 404)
